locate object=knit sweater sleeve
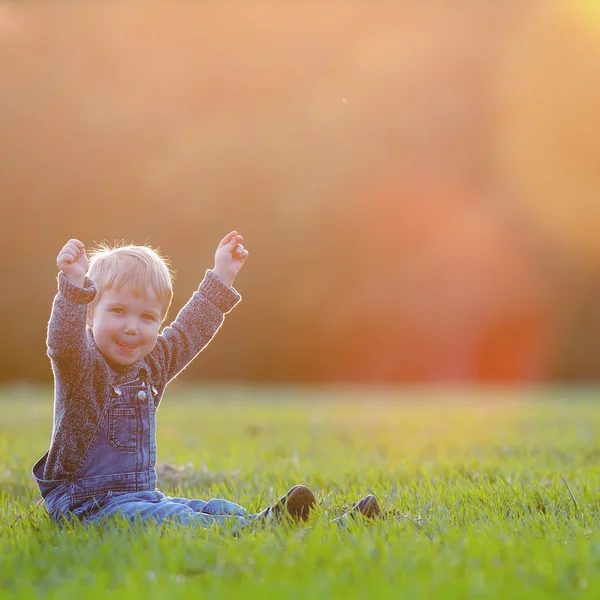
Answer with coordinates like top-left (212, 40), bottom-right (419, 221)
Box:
top-left (150, 270), bottom-right (241, 383)
top-left (47, 273), bottom-right (97, 377)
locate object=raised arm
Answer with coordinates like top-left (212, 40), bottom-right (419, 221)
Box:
top-left (47, 239), bottom-right (96, 373)
top-left (151, 231), bottom-right (248, 382)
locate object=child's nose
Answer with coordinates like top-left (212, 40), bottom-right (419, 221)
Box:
top-left (123, 319), bottom-right (138, 334)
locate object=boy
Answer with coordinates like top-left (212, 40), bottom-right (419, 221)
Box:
top-left (33, 232), bottom-right (379, 529)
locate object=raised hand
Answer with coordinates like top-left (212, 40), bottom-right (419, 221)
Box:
top-left (57, 238), bottom-right (89, 286)
top-left (213, 230), bottom-right (249, 288)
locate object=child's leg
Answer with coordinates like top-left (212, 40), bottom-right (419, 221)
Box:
top-left (77, 486), bottom-right (316, 529)
top-left (82, 491), bottom-right (247, 530)
top-left (163, 495), bottom-right (247, 516)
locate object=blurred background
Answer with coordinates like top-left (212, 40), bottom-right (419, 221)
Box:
top-left (1, 0), bottom-right (599, 385)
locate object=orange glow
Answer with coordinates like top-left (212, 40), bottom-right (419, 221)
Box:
top-left (493, 0), bottom-right (600, 272)
top-left (316, 171), bottom-right (555, 383)
top-left (0, 1), bottom-right (596, 383)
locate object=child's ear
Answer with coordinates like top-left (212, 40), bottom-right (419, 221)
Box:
top-left (86, 307), bottom-right (94, 328)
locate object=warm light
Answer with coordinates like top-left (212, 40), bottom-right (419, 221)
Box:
top-left (569, 0), bottom-right (600, 33)
top-left (493, 0), bottom-right (600, 271)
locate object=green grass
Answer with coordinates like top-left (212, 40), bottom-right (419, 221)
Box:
top-left (1, 384), bottom-right (600, 599)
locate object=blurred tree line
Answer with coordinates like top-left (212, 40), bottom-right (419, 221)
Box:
top-left (1, 0), bottom-right (599, 384)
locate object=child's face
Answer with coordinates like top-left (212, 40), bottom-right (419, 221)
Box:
top-left (87, 283), bottom-right (163, 367)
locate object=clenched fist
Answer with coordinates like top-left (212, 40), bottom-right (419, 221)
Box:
top-left (57, 238), bottom-right (88, 286)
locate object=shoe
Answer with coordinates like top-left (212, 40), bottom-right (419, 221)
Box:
top-left (332, 494), bottom-right (382, 526)
top-left (257, 485), bottom-right (316, 523)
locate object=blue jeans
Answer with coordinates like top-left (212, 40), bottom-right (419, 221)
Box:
top-left (71, 490), bottom-right (249, 529)
top-left (33, 373), bottom-right (253, 530)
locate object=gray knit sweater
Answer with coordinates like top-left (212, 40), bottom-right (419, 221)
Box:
top-left (42, 270), bottom-right (241, 482)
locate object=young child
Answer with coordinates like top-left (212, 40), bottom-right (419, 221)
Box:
top-left (33, 232), bottom-right (380, 529)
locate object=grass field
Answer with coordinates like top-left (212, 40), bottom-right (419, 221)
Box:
top-left (1, 384), bottom-right (600, 599)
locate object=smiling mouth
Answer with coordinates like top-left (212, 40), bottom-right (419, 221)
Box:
top-left (116, 342), bottom-right (137, 352)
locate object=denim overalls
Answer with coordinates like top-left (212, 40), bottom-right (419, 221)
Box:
top-left (33, 371), bottom-right (248, 529)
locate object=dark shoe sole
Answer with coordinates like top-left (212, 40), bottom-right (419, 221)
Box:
top-left (283, 485), bottom-right (317, 521)
top-left (354, 494), bottom-right (382, 519)
top-left (332, 494), bottom-right (382, 526)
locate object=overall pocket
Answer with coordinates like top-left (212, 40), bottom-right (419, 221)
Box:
top-left (108, 405), bottom-right (138, 451)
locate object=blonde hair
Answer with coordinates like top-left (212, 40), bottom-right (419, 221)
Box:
top-left (87, 243), bottom-right (175, 322)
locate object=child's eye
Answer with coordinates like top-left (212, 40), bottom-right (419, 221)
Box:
top-left (111, 308), bottom-right (125, 314)
top-left (142, 314), bottom-right (156, 321)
